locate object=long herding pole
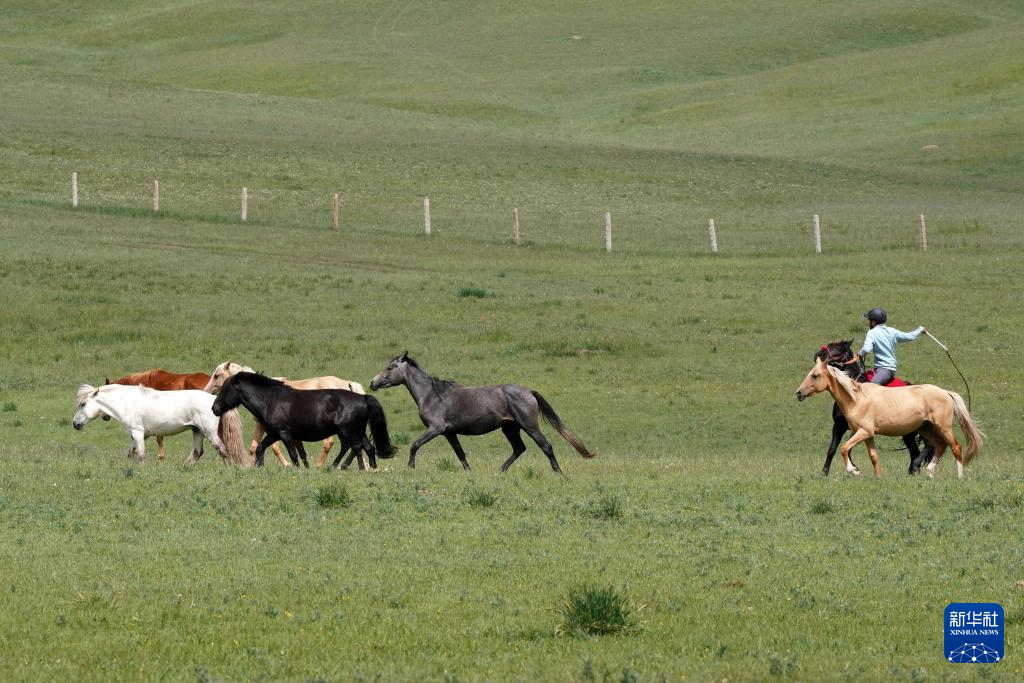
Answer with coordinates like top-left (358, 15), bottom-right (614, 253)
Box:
top-left (924, 330), bottom-right (970, 410)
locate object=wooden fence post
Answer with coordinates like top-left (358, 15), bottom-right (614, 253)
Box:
top-left (512, 207), bottom-right (520, 245)
top-left (332, 193), bottom-right (340, 230)
top-left (71, 172), bottom-right (78, 208)
top-left (918, 214), bottom-right (928, 251)
top-left (708, 219), bottom-right (718, 254)
top-left (241, 187), bottom-right (248, 223)
top-left (604, 211), bottom-right (612, 253)
top-left (153, 180), bottom-right (160, 212)
top-left (423, 196), bottom-right (431, 236)
top-left (813, 214), bottom-right (821, 254)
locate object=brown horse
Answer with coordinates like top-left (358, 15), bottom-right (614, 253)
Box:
top-left (796, 356), bottom-right (983, 478)
top-left (205, 361), bottom-right (367, 468)
top-left (107, 369), bottom-right (211, 461)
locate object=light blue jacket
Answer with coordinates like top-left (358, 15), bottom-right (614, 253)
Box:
top-left (859, 324), bottom-right (924, 371)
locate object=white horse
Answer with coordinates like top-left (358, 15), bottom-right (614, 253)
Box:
top-left (73, 384), bottom-right (242, 465)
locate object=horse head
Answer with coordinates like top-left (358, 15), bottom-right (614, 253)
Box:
top-left (210, 373), bottom-right (243, 416)
top-left (796, 356), bottom-right (831, 402)
top-left (370, 352), bottom-right (410, 390)
top-left (204, 360), bottom-right (254, 394)
top-left (73, 384), bottom-right (103, 429)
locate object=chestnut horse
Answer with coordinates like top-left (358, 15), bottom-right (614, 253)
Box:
top-left (796, 356), bottom-right (982, 478)
top-left (205, 361), bottom-right (367, 468)
top-left (107, 369), bottom-right (214, 461)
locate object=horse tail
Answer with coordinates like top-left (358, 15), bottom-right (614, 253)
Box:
top-left (218, 408), bottom-right (251, 466)
top-left (365, 395), bottom-right (397, 458)
top-left (531, 391), bottom-right (596, 458)
top-left (349, 381), bottom-right (366, 395)
top-left (949, 391), bottom-right (983, 465)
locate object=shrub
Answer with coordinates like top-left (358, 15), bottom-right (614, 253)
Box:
top-left (458, 287), bottom-right (494, 299)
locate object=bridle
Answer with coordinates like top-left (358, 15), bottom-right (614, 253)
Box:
top-left (818, 342), bottom-right (864, 378)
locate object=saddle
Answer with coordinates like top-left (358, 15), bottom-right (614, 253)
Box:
top-left (864, 370), bottom-right (910, 387)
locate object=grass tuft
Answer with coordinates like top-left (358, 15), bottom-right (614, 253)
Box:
top-left (464, 486), bottom-right (498, 509)
top-left (312, 481), bottom-right (352, 510)
top-left (585, 493), bottom-right (624, 520)
top-left (436, 456), bottom-right (461, 472)
top-left (809, 499), bottom-right (835, 515)
top-left (556, 584), bottom-right (637, 637)
top-left (457, 287), bottom-right (495, 299)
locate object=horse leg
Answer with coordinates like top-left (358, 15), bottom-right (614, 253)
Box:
top-left (281, 437), bottom-right (306, 468)
top-left (934, 424), bottom-right (965, 479)
top-left (408, 428), bottom-right (442, 469)
top-left (129, 430), bottom-right (146, 463)
top-left (271, 441), bottom-right (292, 467)
top-left (157, 435), bottom-right (165, 461)
top-left (822, 405), bottom-right (852, 476)
top-left (840, 429), bottom-right (873, 476)
top-left (914, 423), bottom-right (946, 478)
top-left (253, 433), bottom-right (279, 467)
top-left (185, 428), bottom-right (206, 466)
top-left (443, 434), bottom-right (472, 471)
top-left (248, 421), bottom-right (265, 458)
top-left (864, 437), bottom-right (883, 477)
top-left (522, 424), bottom-right (561, 473)
top-left (499, 423), bottom-right (528, 472)
top-left (316, 436), bottom-right (336, 469)
top-left (360, 435), bottom-right (378, 471)
top-left (206, 428), bottom-right (230, 465)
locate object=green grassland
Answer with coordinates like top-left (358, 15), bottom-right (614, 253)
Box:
top-left (1, 2), bottom-right (1023, 681)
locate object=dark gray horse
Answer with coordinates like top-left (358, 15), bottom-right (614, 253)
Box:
top-left (369, 353), bottom-right (596, 472)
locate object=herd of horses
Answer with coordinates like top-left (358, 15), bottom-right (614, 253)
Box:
top-left (72, 345), bottom-right (982, 477)
top-left (73, 354), bottom-right (595, 473)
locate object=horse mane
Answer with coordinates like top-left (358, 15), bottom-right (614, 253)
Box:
top-left (404, 355), bottom-right (459, 394)
top-left (234, 372), bottom-right (285, 387)
top-left (827, 365), bottom-right (859, 401)
top-left (76, 384), bottom-right (96, 404)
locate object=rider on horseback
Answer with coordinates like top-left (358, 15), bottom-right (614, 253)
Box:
top-left (853, 307), bottom-right (926, 385)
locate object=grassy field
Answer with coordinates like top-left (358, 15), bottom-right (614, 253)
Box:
top-left (1, 2), bottom-right (1023, 681)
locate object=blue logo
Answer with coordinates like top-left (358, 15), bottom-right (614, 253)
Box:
top-left (945, 603), bottom-right (1003, 663)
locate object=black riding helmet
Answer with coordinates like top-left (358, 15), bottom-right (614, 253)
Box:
top-left (864, 307), bottom-right (887, 324)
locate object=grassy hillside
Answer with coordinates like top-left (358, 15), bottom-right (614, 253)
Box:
top-left (1, 2), bottom-right (1023, 681)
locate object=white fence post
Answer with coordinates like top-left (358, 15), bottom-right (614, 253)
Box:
top-left (423, 196), bottom-right (431, 236)
top-left (919, 214), bottom-right (928, 251)
top-left (813, 214), bottom-right (821, 254)
top-left (71, 172), bottom-right (78, 208)
top-left (333, 193), bottom-right (340, 230)
top-left (604, 211), bottom-right (612, 253)
top-left (512, 207), bottom-right (520, 245)
top-left (241, 187), bottom-right (248, 223)
top-left (153, 180), bottom-right (160, 212)
top-left (708, 219), bottom-right (718, 254)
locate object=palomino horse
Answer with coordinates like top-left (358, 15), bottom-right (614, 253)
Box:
top-left (73, 384), bottom-right (248, 465)
top-left (815, 340), bottom-right (933, 476)
top-left (204, 361), bottom-right (367, 468)
top-left (107, 369), bottom-right (212, 460)
top-left (211, 372), bottom-right (395, 469)
top-left (369, 353), bottom-right (596, 472)
top-left (796, 356), bottom-right (982, 478)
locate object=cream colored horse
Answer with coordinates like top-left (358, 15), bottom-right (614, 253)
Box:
top-left (796, 356), bottom-right (982, 478)
top-left (204, 361), bottom-right (366, 468)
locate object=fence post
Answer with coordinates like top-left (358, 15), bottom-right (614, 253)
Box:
top-left (604, 211), bottom-right (612, 253)
top-left (153, 180), bottom-right (160, 212)
top-left (813, 214), bottom-right (821, 254)
top-left (708, 219), bottom-right (718, 254)
top-left (512, 207), bottom-right (520, 245)
top-left (241, 187), bottom-right (248, 223)
top-left (333, 193), bottom-right (340, 230)
top-left (918, 214), bottom-right (928, 251)
top-left (71, 172), bottom-right (78, 208)
top-left (423, 196), bottom-right (431, 236)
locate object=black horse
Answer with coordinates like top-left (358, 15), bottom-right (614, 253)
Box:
top-left (211, 372), bottom-right (396, 469)
top-left (816, 340), bottom-right (933, 476)
top-left (369, 353), bottom-right (596, 472)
